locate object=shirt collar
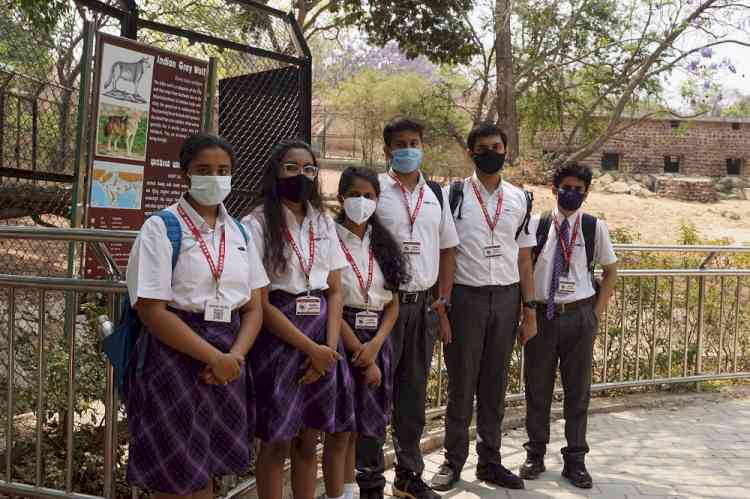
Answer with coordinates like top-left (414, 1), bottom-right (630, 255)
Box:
top-left (386, 170), bottom-right (426, 191)
top-left (553, 206), bottom-right (580, 226)
top-left (282, 202), bottom-right (317, 230)
top-left (470, 173), bottom-right (503, 197)
top-left (336, 222), bottom-right (372, 246)
top-left (178, 195), bottom-right (228, 232)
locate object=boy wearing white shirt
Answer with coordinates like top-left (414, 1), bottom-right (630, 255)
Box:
top-left (431, 123), bottom-right (536, 492)
top-left (520, 163), bottom-right (618, 489)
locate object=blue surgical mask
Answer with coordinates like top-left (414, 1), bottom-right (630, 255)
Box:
top-left (557, 188), bottom-right (585, 211)
top-left (390, 148), bottom-right (423, 173)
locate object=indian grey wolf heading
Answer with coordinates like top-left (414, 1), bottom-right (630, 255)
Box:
top-left (103, 57), bottom-right (152, 102)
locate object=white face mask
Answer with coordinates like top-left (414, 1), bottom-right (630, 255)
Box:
top-left (343, 196), bottom-right (376, 225)
top-left (189, 175), bottom-right (232, 206)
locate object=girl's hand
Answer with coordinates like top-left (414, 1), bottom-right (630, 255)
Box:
top-left (352, 340), bottom-right (380, 368)
top-left (208, 352), bottom-right (242, 383)
top-left (362, 363), bottom-right (382, 387)
top-left (309, 344), bottom-right (340, 374)
top-left (300, 367), bottom-right (322, 385)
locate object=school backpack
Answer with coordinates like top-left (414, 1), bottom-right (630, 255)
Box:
top-left (103, 209), bottom-right (250, 398)
top-left (448, 180), bottom-right (533, 240)
top-left (426, 180), bottom-right (444, 210)
top-left (532, 210), bottom-right (600, 293)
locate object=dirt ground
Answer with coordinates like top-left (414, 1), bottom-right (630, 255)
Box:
top-left (319, 169), bottom-right (750, 245)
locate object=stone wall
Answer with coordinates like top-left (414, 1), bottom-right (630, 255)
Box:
top-left (539, 117), bottom-right (750, 178)
top-left (654, 176), bottom-right (719, 203)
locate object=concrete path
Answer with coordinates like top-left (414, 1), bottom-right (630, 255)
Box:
top-left (383, 397), bottom-right (750, 499)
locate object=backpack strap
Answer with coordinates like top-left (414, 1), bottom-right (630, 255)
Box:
top-left (532, 210), bottom-right (553, 268)
top-left (426, 180), bottom-right (444, 211)
top-left (448, 180), bottom-right (464, 219)
top-left (515, 189), bottom-right (534, 240)
top-left (149, 210), bottom-right (182, 270)
top-left (231, 216), bottom-right (250, 245)
top-left (581, 213), bottom-right (597, 273)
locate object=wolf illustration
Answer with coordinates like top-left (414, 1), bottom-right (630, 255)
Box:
top-left (104, 111), bottom-right (143, 156)
top-left (103, 57), bottom-right (151, 100)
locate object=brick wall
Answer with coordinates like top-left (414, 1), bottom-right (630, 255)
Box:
top-left (654, 176), bottom-right (719, 203)
top-left (539, 118), bottom-right (750, 178)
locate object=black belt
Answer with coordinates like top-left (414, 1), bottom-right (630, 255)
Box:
top-left (535, 296), bottom-right (595, 315)
top-left (399, 290), bottom-right (430, 304)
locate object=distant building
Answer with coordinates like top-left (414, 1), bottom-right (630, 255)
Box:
top-left (539, 116), bottom-right (750, 178)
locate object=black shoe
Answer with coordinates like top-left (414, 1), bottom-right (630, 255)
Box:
top-left (430, 461), bottom-right (459, 491)
top-left (476, 463), bottom-right (525, 490)
top-left (562, 462), bottom-right (593, 489)
top-left (359, 488), bottom-right (384, 499)
top-left (519, 454), bottom-right (546, 480)
top-left (393, 470), bottom-right (441, 499)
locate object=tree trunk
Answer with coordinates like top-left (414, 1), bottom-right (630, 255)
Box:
top-left (494, 0), bottom-right (519, 160)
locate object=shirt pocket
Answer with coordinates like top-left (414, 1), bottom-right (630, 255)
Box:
top-left (314, 235), bottom-right (331, 271)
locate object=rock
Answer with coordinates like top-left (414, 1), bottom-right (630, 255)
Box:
top-left (741, 188), bottom-right (750, 201)
top-left (606, 181), bottom-right (631, 194)
top-left (591, 168), bottom-right (603, 179)
top-left (599, 173), bottom-right (615, 186)
top-left (634, 188), bottom-right (656, 198)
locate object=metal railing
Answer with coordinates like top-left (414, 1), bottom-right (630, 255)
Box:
top-left (1, 226), bottom-right (749, 499)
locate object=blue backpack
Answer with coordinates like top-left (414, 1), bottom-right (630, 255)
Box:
top-left (103, 209), bottom-right (250, 398)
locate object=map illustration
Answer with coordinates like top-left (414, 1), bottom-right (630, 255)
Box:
top-left (90, 161), bottom-right (144, 210)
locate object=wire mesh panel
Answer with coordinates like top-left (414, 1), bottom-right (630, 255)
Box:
top-left (219, 66), bottom-right (303, 216)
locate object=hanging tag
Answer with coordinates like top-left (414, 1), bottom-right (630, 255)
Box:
top-left (205, 298), bottom-right (231, 323)
top-left (483, 244), bottom-right (502, 258)
top-left (355, 311), bottom-right (379, 330)
top-left (557, 278), bottom-right (576, 296)
top-left (402, 240), bottom-right (422, 255)
top-left (296, 296), bottom-right (322, 316)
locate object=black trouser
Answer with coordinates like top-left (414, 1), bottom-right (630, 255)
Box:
top-left (443, 283), bottom-right (520, 472)
top-left (356, 290), bottom-right (436, 491)
top-left (523, 300), bottom-right (597, 463)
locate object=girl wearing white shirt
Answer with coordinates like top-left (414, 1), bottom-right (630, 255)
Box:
top-left (125, 134), bottom-right (268, 498)
top-left (242, 140), bottom-right (355, 499)
top-left (335, 167), bottom-right (407, 499)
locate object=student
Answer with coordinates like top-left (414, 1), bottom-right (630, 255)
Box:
top-left (372, 117), bottom-right (459, 499)
top-left (124, 133), bottom-right (268, 498)
top-left (243, 140), bottom-right (355, 499)
top-left (520, 163), bottom-right (618, 489)
top-left (334, 167), bottom-right (408, 499)
top-left (430, 123), bottom-right (535, 492)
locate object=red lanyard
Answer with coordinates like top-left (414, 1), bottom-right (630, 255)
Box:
top-left (338, 234), bottom-right (374, 306)
top-left (554, 214), bottom-right (580, 268)
top-left (469, 179), bottom-right (504, 234)
top-left (285, 222), bottom-right (315, 288)
top-left (177, 205), bottom-right (225, 285)
top-left (389, 172), bottom-right (425, 234)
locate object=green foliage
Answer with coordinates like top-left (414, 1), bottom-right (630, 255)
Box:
top-left (332, 0), bottom-right (479, 65)
top-left (7, 0), bottom-right (69, 35)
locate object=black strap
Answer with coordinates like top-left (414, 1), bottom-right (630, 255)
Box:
top-left (448, 180), bottom-right (464, 219)
top-left (515, 189), bottom-right (533, 240)
top-left (426, 180), bottom-right (444, 211)
top-left (532, 210), bottom-right (553, 268)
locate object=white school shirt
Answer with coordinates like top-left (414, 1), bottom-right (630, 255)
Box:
top-left (376, 172), bottom-right (459, 292)
top-left (242, 204), bottom-right (349, 294)
top-left (126, 195), bottom-right (270, 312)
top-left (528, 208), bottom-right (617, 304)
top-left (450, 175), bottom-right (536, 287)
top-left (335, 223), bottom-right (394, 311)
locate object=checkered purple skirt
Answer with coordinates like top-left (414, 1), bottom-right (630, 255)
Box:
top-left (343, 307), bottom-right (393, 439)
top-left (124, 309), bottom-right (254, 495)
top-left (251, 290), bottom-right (356, 442)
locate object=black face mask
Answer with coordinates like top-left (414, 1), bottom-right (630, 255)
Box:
top-left (277, 174), bottom-right (315, 203)
top-left (472, 150), bottom-right (506, 174)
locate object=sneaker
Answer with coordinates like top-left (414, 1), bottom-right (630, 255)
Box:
top-left (476, 462), bottom-right (525, 490)
top-left (393, 470), bottom-right (441, 499)
top-left (561, 461), bottom-right (593, 489)
top-left (359, 488), bottom-right (384, 499)
top-left (519, 454), bottom-right (546, 480)
top-left (430, 461), bottom-right (459, 491)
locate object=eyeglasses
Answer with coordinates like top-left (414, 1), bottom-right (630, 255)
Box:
top-left (282, 162), bottom-right (319, 178)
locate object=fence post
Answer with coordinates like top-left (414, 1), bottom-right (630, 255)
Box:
top-left (204, 57), bottom-right (218, 133)
top-left (696, 276), bottom-right (706, 391)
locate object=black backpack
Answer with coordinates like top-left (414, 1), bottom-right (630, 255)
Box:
top-left (448, 180), bottom-right (533, 240)
top-left (426, 180), bottom-right (444, 211)
top-left (532, 211), bottom-right (599, 293)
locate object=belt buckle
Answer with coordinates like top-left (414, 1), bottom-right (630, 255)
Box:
top-left (402, 292), bottom-right (419, 304)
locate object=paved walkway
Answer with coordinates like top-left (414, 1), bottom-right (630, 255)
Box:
top-left (383, 397), bottom-right (750, 499)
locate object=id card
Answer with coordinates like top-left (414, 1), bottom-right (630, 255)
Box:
top-left (483, 244), bottom-right (502, 258)
top-left (205, 298), bottom-right (231, 323)
top-left (402, 240), bottom-right (422, 255)
top-left (355, 311), bottom-right (379, 330)
top-left (557, 278), bottom-right (576, 296)
top-left (296, 296), bottom-right (322, 316)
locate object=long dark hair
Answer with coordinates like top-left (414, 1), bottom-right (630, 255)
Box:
top-left (179, 133), bottom-right (237, 171)
top-left (337, 166), bottom-right (409, 291)
top-left (252, 139), bottom-right (325, 275)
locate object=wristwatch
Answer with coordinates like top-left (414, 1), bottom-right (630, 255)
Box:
top-left (436, 296), bottom-right (452, 311)
top-left (523, 300), bottom-right (536, 310)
